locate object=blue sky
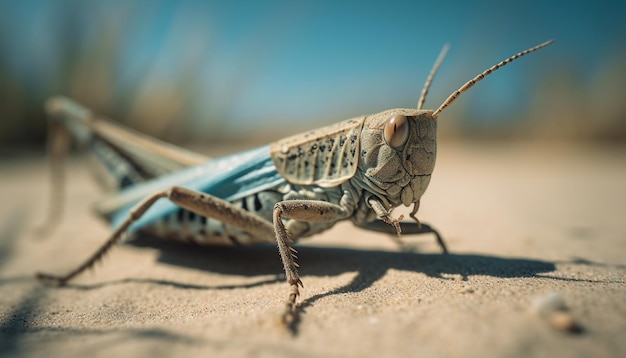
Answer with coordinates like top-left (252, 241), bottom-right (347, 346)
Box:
top-left (0, 0), bottom-right (624, 139)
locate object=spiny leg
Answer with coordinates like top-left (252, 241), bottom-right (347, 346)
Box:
top-left (364, 198), bottom-right (448, 253)
top-left (367, 197), bottom-right (404, 237)
top-left (273, 200), bottom-right (349, 325)
top-left (37, 186), bottom-right (275, 285)
top-left (37, 190), bottom-right (168, 285)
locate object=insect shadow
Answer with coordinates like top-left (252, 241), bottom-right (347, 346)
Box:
top-left (121, 233), bottom-right (559, 334)
top-left (122, 233), bottom-right (556, 289)
top-left (40, 232), bottom-right (560, 335)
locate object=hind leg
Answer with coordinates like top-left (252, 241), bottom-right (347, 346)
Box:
top-left (37, 186), bottom-right (276, 285)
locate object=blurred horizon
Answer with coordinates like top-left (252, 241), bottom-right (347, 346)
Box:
top-left (0, 0), bottom-right (625, 149)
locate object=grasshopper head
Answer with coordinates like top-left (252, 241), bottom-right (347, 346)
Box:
top-left (358, 108), bottom-right (436, 208)
top-left (357, 40), bottom-right (553, 210)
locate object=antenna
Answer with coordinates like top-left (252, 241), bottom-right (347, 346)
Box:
top-left (432, 40), bottom-right (554, 119)
top-left (417, 44), bottom-right (450, 110)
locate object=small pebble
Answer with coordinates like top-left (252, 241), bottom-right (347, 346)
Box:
top-left (530, 292), bottom-right (583, 334)
top-left (548, 311), bottom-right (582, 333)
top-left (531, 292), bottom-right (566, 317)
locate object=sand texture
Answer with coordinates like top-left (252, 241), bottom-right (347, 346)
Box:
top-left (1, 142), bottom-right (625, 357)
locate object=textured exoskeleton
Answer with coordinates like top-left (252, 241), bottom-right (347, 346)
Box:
top-left (37, 40), bottom-right (554, 326)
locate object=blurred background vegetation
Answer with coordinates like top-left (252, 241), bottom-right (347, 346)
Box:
top-left (0, 0), bottom-right (624, 150)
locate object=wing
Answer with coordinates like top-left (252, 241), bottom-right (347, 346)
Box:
top-left (270, 116), bottom-right (364, 188)
top-left (46, 96), bottom-right (209, 188)
top-left (95, 145), bottom-right (286, 231)
top-left (90, 117), bottom-right (209, 178)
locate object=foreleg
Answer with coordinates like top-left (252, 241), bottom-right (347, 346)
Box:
top-left (272, 200), bottom-right (349, 324)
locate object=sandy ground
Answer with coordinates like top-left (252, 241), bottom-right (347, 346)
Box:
top-left (0, 141), bottom-right (625, 358)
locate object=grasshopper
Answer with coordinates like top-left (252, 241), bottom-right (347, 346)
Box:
top-left (37, 40), bottom-right (553, 323)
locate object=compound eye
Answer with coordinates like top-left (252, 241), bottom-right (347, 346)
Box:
top-left (383, 114), bottom-right (409, 149)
